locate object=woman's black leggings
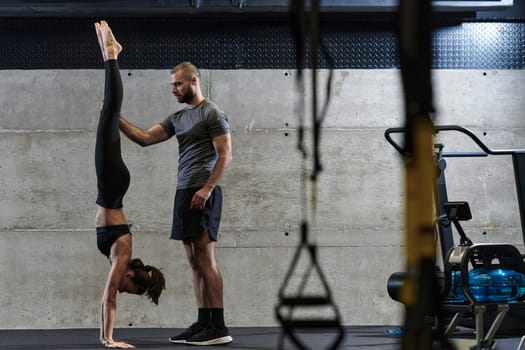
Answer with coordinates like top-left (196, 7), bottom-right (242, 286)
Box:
top-left (95, 59), bottom-right (130, 209)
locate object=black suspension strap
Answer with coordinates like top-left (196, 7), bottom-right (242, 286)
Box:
top-left (275, 1), bottom-right (343, 349)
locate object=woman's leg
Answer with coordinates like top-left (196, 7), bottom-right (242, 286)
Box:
top-left (94, 22), bottom-right (129, 209)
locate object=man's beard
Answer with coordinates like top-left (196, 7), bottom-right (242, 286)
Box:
top-left (177, 91), bottom-right (193, 104)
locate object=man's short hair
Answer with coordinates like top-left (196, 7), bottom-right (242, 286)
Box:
top-left (171, 62), bottom-right (200, 81)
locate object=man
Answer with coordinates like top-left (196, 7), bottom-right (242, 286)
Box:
top-left (119, 62), bottom-right (233, 346)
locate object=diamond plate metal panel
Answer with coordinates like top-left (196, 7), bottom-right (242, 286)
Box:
top-left (0, 17), bottom-right (523, 69)
top-left (433, 22), bottom-right (525, 69)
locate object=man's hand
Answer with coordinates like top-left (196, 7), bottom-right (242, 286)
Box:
top-left (190, 188), bottom-right (212, 210)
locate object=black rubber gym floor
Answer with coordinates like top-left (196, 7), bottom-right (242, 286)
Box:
top-left (0, 326), bottom-right (523, 350)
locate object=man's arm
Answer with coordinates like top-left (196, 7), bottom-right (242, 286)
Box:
top-left (119, 115), bottom-right (170, 147)
top-left (190, 132), bottom-right (232, 210)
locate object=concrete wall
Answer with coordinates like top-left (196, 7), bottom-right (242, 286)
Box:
top-left (0, 68), bottom-right (524, 329)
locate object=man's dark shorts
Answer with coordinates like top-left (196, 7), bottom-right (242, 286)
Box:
top-left (170, 186), bottom-right (222, 241)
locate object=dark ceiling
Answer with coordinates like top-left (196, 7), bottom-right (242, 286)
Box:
top-left (0, 0), bottom-right (519, 18)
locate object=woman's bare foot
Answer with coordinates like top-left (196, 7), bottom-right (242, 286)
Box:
top-left (95, 20), bottom-right (122, 61)
top-left (94, 22), bottom-right (107, 61)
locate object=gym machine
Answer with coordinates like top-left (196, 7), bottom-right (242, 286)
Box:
top-left (386, 125), bottom-right (525, 349)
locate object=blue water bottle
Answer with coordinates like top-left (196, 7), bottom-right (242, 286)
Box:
top-left (448, 269), bottom-right (525, 303)
top-left (470, 269), bottom-right (525, 302)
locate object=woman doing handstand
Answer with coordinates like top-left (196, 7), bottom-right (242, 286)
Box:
top-left (94, 20), bottom-right (165, 349)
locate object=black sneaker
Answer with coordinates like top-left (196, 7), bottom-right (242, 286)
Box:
top-left (185, 325), bottom-right (233, 346)
top-left (169, 322), bottom-right (205, 344)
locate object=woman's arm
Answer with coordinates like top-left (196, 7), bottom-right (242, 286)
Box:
top-left (100, 235), bottom-right (135, 349)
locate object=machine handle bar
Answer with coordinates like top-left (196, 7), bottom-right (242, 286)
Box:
top-left (384, 124), bottom-right (524, 157)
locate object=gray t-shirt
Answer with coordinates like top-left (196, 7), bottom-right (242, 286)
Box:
top-left (160, 99), bottom-right (230, 189)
